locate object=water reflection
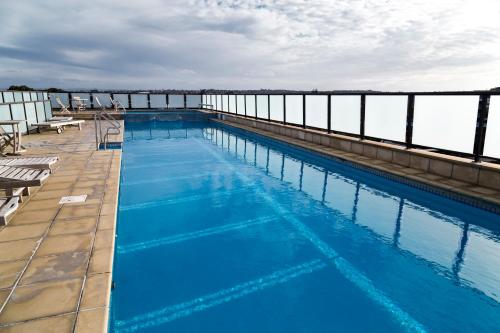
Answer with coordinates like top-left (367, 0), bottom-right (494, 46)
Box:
top-left (201, 125), bottom-right (500, 303)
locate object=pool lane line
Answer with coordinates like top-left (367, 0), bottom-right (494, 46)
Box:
top-left (114, 259), bottom-right (327, 332)
top-left (119, 185), bottom-right (253, 212)
top-left (194, 138), bottom-right (428, 333)
top-left (121, 170), bottom-right (234, 187)
top-left (117, 214), bottom-right (283, 254)
top-left (121, 158), bottom-right (217, 171)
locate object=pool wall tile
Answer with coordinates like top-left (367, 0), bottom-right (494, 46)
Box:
top-left (429, 159), bottom-right (453, 177)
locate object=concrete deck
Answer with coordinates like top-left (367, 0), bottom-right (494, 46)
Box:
top-left (0, 121), bottom-right (122, 332)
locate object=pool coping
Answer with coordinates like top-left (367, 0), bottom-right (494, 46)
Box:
top-left (213, 118), bottom-right (500, 214)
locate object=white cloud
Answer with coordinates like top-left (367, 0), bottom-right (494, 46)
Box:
top-left (0, 0), bottom-right (499, 90)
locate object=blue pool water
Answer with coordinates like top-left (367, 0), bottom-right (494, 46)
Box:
top-left (111, 118), bottom-right (500, 333)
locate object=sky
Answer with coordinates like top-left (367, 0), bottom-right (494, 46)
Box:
top-left (1, 0), bottom-right (500, 91)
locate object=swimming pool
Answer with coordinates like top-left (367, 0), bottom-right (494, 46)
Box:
top-left (110, 118), bottom-right (500, 332)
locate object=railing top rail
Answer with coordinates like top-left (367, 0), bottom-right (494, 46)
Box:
top-left (43, 90), bottom-right (500, 96)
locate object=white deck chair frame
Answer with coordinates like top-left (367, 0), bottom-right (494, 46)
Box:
top-left (56, 97), bottom-right (70, 113)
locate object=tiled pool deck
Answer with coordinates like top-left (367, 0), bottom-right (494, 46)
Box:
top-left (0, 122), bottom-right (121, 332)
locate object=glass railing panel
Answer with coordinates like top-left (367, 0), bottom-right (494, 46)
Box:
top-left (483, 95), bottom-right (500, 158)
top-left (285, 95), bottom-right (303, 125)
top-left (71, 93), bottom-right (90, 110)
top-left (3, 92), bottom-right (14, 103)
top-left (331, 95), bottom-right (360, 134)
top-left (22, 92), bottom-right (31, 102)
top-left (93, 93), bottom-right (112, 108)
top-left (305, 95), bottom-right (328, 129)
top-left (0, 92), bottom-right (3, 104)
top-left (113, 94), bottom-right (129, 109)
top-left (270, 95), bottom-right (284, 122)
top-left (245, 95), bottom-right (256, 117)
top-left (14, 92), bottom-right (23, 102)
top-left (228, 95), bottom-right (236, 113)
top-left (365, 95), bottom-right (406, 142)
top-left (256, 95), bottom-right (268, 119)
top-left (37, 92), bottom-right (43, 101)
top-left (221, 95), bottom-right (229, 112)
top-left (217, 95), bottom-right (223, 111)
top-left (49, 93), bottom-right (69, 109)
top-left (186, 95), bottom-right (201, 108)
top-left (413, 95), bottom-right (478, 153)
top-left (36, 101), bottom-right (46, 122)
top-left (150, 94), bottom-right (167, 108)
top-left (169, 95), bottom-right (184, 108)
top-left (236, 95), bottom-right (245, 115)
top-left (209, 95), bottom-right (216, 109)
top-left (30, 92), bottom-right (37, 101)
top-left (131, 94), bottom-right (148, 108)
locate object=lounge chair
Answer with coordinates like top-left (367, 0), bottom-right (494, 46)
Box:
top-left (0, 166), bottom-right (50, 198)
top-left (0, 156), bottom-right (58, 170)
top-left (56, 97), bottom-right (71, 113)
top-left (110, 96), bottom-right (126, 112)
top-left (0, 197), bottom-right (19, 225)
top-left (32, 119), bottom-right (85, 134)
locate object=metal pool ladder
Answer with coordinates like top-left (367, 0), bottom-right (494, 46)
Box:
top-left (94, 97), bottom-right (122, 150)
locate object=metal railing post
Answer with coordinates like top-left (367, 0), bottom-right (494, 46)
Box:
top-left (473, 94), bottom-right (491, 162)
top-left (254, 95), bottom-right (257, 120)
top-left (405, 94), bottom-right (415, 148)
top-left (244, 95), bottom-right (247, 117)
top-left (302, 94), bottom-right (306, 128)
top-left (89, 94), bottom-right (94, 109)
top-left (68, 92), bottom-right (73, 111)
top-left (283, 95), bottom-right (286, 125)
top-left (147, 94), bottom-right (151, 109)
top-left (360, 95), bottom-right (366, 139)
top-left (327, 94), bottom-right (331, 133)
top-left (268, 94), bottom-right (271, 121)
top-left (128, 94), bottom-right (132, 109)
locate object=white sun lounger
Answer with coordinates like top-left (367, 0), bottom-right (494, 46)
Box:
top-left (0, 156), bottom-right (59, 170)
top-left (32, 119), bottom-right (85, 134)
top-left (0, 197), bottom-right (19, 225)
top-left (0, 166), bottom-right (51, 198)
